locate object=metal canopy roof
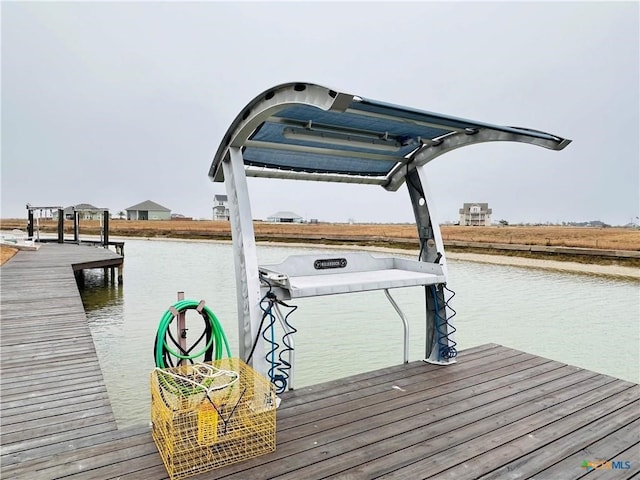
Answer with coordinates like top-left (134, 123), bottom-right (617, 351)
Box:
top-left (209, 82), bottom-right (571, 191)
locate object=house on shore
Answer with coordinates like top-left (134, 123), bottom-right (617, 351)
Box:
top-left (459, 203), bottom-right (492, 226)
top-left (213, 194), bottom-right (230, 221)
top-left (267, 211), bottom-right (304, 223)
top-left (125, 200), bottom-right (171, 220)
top-left (53, 204), bottom-right (104, 221)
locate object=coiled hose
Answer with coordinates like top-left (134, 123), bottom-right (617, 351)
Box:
top-left (154, 300), bottom-right (231, 368)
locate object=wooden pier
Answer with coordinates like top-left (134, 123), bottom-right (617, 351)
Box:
top-left (1, 245), bottom-right (639, 479)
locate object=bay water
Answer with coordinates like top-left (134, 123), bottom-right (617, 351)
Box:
top-left (79, 238), bottom-right (640, 428)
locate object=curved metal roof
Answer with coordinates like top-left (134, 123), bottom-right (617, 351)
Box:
top-left (209, 82), bottom-right (570, 191)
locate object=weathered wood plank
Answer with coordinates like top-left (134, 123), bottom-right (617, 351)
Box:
top-left (104, 462), bottom-right (168, 480)
top-left (1, 424), bottom-right (149, 467)
top-left (607, 444), bottom-right (640, 478)
top-left (279, 342), bottom-right (504, 407)
top-left (0, 350), bottom-right (102, 369)
top-left (276, 355), bottom-right (559, 440)
top-left (3, 430), bottom-right (154, 479)
top-left (375, 385), bottom-right (639, 479)
top-left (2, 391), bottom-right (111, 418)
top-left (1, 404), bottom-right (115, 435)
top-left (210, 369), bottom-right (607, 480)
top-left (278, 348), bottom-right (537, 421)
top-left (1, 374), bottom-right (105, 398)
top-left (0, 363), bottom-right (103, 387)
top-left (0, 421), bottom-right (117, 459)
top-left (436, 400), bottom-right (640, 479)
top-left (480, 411), bottom-right (640, 480)
top-left (1, 385), bottom-right (108, 410)
top-left (277, 362), bottom-right (588, 445)
top-left (2, 398), bottom-right (113, 426)
top-left (1, 329), bottom-right (94, 345)
top-left (1, 411), bottom-right (117, 447)
top-left (1, 338), bottom-right (96, 356)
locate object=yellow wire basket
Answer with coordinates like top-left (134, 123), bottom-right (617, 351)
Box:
top-left (151, 358), bottom-right (276, 480)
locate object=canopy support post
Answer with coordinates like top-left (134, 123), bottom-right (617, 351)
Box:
top-left (407, 165), bottom-right (456, 364)
top-left (223, 147), bottom-right (266, 377)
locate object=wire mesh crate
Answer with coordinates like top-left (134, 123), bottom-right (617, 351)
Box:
top-left (151, 358), bottom-right (276, 480)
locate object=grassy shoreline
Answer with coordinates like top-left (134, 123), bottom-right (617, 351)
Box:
top-left (2, 219), bottom-right (639, 268)
top-left (2, 218), bottom-right (639, 247)
top-left (3, 231), bottom-right (639, 279)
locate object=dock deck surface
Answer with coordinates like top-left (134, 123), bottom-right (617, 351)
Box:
top-left (1, 244), bottom-right (638, 479)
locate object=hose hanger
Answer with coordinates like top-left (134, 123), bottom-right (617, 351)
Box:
top-left (154, 299), bottom-right (232, 369)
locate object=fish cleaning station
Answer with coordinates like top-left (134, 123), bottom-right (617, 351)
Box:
top-left (209, 82), bottom-right (570, 388)
top-left (2, 82), bottom-right (639, 480)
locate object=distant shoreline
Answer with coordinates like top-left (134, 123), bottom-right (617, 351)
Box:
top-left (2, 234), bottom-right (638, 279)
top-left (2, 221), bottom-right (638, 279)
top-left (109, 235), bottom-right (640, 281)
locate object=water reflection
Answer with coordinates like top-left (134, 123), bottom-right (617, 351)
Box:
top-left (80, 270), bottom-right (124, 313)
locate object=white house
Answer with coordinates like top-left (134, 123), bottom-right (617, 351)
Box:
top-left (458, 203), bottom-right (492, 226)
top-left (213, 194), bottom-right (230, 221)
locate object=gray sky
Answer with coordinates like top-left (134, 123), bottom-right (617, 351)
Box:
top-left (2, 1), bottom-right (638, 225)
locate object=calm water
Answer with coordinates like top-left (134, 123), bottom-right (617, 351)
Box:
top-left (79, 238), bottom-right (640, 428)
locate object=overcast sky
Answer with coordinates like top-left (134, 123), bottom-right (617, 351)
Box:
top-left (2, 1), bottom-right (638, 225)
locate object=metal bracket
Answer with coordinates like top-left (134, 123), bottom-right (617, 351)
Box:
top-left (384, 289), bottom-right (409, 364)
top-left (196, 300), bottom-right (206, 313)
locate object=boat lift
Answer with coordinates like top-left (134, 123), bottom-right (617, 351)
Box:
top-left (208, 82), bottom-right (570, 388)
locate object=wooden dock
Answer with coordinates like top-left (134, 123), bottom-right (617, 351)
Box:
top-left (1, 245), bottom-right (639, 479)
top-left (0, 243), bottom-right (123, 476)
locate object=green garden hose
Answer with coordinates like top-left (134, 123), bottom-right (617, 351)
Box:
top-left (154, 300), bottom-right (231, 368)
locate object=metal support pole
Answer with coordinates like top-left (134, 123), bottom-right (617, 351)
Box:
top-left (177, 291), bottom-right (187, 365)
top-left (384, 289), bottom-right (409, 364)
top-left (223, 146), bottom-right (265, 377)
top-left (407, 165), bottom-right (455, 365)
